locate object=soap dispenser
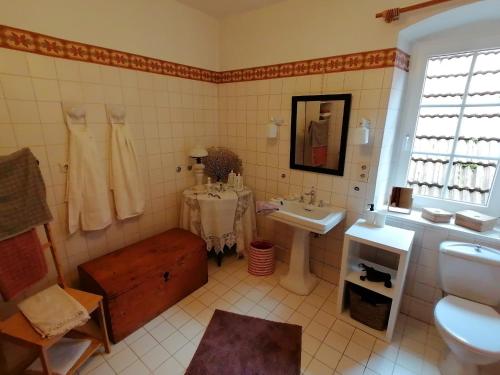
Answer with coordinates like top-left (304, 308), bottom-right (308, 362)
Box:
top-left (365, 203), bottom-right (376, 225)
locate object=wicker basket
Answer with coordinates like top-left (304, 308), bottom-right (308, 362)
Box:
top-left (348, 283), bottom-right (391, 331)
top-left (248, 241), bottom-right (275, 276)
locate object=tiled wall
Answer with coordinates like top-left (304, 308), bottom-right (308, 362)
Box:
top-left (0, 47), bottom-right (219, 304)
top-left (217, 69), bottom-right (500, 325)
top-left (218, 67), bottom-right (408, 285)
top-left (4, 43), bottom-right (495, 328)
top-left (386, 216), bottom-right (500, 323)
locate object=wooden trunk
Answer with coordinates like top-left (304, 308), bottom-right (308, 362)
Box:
top-left (78, 229), bottom-right (207, 343)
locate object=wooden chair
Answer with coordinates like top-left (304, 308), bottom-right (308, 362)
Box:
top-left (0, 223), bottom-right (110, 375)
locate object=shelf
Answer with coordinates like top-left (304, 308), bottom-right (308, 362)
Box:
top-left (66, 335), bottom-right (102, 375)
top-left (338, 310), bottom-right (387, 340)
top-left (345, 259), bottom-right (396, 298)
top-left (338, 220), bottom-right (414, 342)
top-left (345, 219), bottom-right (414, 254)
top-left (23, 320), bottom-right (106, 375)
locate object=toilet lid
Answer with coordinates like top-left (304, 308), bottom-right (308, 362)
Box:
top-left (435, 296), bottom-right (500, 354)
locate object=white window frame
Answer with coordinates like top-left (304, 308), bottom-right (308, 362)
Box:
top-left (392, 33), bottom-right (500, 217)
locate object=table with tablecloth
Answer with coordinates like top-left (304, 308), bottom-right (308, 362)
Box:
top-left (180, 187), bottom-right (256, 257)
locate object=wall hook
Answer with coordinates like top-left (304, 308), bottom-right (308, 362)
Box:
top-left (106, 104), bottom-right (126, 124)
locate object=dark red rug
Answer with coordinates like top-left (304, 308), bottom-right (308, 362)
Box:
top-left (186, 309), bottom-right (301, 375)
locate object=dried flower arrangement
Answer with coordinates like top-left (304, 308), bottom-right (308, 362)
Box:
top-left (204, 147), bottom-right (242, 182)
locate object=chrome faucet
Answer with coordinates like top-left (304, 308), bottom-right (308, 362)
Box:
top-left (303, 186), bottom-right (316, 205)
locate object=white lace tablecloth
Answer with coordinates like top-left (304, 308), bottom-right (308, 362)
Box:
top-left (180, 187), bottom-right (256, 255)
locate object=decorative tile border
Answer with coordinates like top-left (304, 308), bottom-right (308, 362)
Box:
top-left (0, 24), bottom-right (409, 84)
top-left (220, 48), bottom-right (409, 83)
top-left (0, 25), bottom-right (220, 83)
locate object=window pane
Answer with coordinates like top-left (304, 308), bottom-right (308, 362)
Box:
top-left (473, 49), bottom-right (500, 72)
top-left (466, 73), bottom-right (500, 105)
top-left (455, 137), bottom-right (500, 158)
top-left (428, 54), bottom-right (473, 76)
top-left (413, 136), bottom-right (454, 154)
top-left (407, 48), bottom-right (500, 206)
top-left (459, 107), bottom-right (500, 142)
top-left (445, 158), bottom-right (497, 205)
top-left (421, 76), bottom-right (467, 106)
top-left (407, 155), bottom-right (450, 198)
top-left (415, 107), bottom-right (460, 136)
top-left (467, 50), bottom-right (500, 105)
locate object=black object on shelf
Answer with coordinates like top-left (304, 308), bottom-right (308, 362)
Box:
top-left (359, 263), bottom-right (392, 288)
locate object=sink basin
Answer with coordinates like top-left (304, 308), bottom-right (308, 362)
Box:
top-left (268, 199), bottom-right (345, 234)
top-left (267, 199), bottom-right (346, 295)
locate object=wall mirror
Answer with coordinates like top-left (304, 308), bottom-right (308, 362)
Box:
top-left (290, 94), bottom-right (351, 176)
top-left (388, 187), bottom-right (414, 214)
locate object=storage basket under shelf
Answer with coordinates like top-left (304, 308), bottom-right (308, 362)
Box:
top-left (348, 283), bottom-right (391, 331)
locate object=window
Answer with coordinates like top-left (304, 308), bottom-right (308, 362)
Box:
top-left (406, 48), bottom-right (500, 209)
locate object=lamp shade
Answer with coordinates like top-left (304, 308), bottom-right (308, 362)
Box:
top-left (189, 145), bottom-right (208, 158)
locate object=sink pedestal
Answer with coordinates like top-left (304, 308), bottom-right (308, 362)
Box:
top-left (280, 227), bottom-right (318, 295)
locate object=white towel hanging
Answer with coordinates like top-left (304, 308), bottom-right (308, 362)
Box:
top-left (107, 105), bottom-right (145, 220)
top-left (64, 104), bottom-right (112, 233)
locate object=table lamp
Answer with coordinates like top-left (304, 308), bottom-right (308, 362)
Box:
top-left (190, 145), bottom-right (208, 190)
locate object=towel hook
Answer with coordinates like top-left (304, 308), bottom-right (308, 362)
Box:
top-left (62, 102), bottom-right (86, 127)
top-left (106, 104), bottom-right (126, 125)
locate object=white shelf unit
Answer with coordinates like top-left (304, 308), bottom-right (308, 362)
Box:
top-left (337, 219), bottom-right (415, 342)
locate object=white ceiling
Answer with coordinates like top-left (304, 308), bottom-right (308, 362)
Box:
top-left (178, 0), bottom-right (285, 18)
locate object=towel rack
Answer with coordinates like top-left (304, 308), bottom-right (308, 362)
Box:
top-left (0, 222), bottom-right (111, 375)
top-left (0, 150), bottom-right (111, 375)
top-left (34, 223), bottom-right (66, 288)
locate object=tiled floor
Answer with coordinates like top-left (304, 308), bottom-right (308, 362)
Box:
top-left (78, 257), bottom-right (447, 375)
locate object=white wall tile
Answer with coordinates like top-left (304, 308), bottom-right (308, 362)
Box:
top-left (27, 54), bottom-right (57, 79)
top-left (0, 75), bottom-right (35, 100)
top-left (0, 50), bottom-right (217, 295)
top-left (7, 100), bottom-right (40, 123)
top-left (32, 78), bottom-right (61, 101)
top-left (55, 59), bottom-right (81, 81)
top-left (0, 49), bottom-right (29, 75)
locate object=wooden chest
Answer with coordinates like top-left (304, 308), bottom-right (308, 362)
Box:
top-left (78, 228), bottom-right (207, 343)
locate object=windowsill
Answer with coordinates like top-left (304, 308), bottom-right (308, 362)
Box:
top-left (386, 208), bottom-right (500, 242)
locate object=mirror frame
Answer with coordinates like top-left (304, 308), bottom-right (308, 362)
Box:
top-left (289, 94), bottom-right (352, 176)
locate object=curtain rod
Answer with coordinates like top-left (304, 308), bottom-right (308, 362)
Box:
top-left (376, 0), bottom-right (454, 23)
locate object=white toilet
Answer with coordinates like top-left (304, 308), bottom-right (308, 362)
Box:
top-left (435, 241), bottom-right (500, 375)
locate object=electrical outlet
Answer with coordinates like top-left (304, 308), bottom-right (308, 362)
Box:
top-left (358, 164), bottom-right (369, 182)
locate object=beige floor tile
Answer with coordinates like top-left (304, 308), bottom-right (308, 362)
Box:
top-left (149, 321), bottom-right (177, 342)
top-left (160, 331), bottom-right (189, 355)
top-left (315, 343), bottom-right (342, 369)
top-left (141, 345), bottom-right (170, 371)
top-left (345, 341), bottom-right (371, 366)
top-left (100, 259), bottom-right (444, 375)
top-left (153, 357), bottom-right (185, 375)
top-left (336, 355), bottom-right (365, 375)
top-left (305, 358), bottom-right (335, 375)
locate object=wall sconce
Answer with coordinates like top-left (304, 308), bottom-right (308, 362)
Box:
top-left (266, 117), bottom-right (284, 139)
top-left (189, 145), bottom-right (208, 190)
top-left (352, 118), bottom-right (370, 145)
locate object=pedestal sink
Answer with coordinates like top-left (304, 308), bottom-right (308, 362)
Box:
top-left (267, 200), bottom-right (345, 295)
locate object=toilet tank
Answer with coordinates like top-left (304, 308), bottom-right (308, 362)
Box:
top-left (439, 241), bottom-right (500, 306)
